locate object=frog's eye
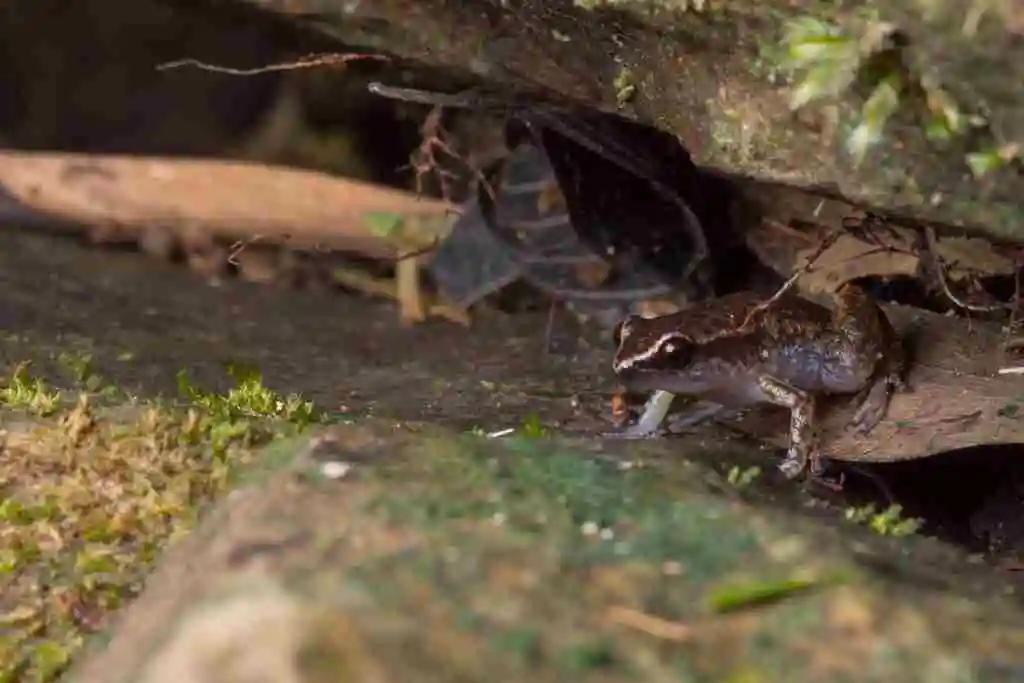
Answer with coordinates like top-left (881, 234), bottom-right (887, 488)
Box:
top-left (643, 334), bottom-right (695, 370)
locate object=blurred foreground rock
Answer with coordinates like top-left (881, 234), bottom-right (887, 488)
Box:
top-left (69, 420), bottom-right (1024, 683)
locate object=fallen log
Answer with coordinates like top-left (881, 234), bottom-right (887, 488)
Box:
top-left (0, 151), bottom-right (467, 324)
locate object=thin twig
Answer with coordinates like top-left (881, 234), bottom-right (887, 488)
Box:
top-left (368, 82), bottom-right (498, 110)
top-left (605, 606), bottom-right (692, 642)
top-left (838, 464), bottom-right (897, 506)
top-left (526, 281), bottom-right (675, 301)
top-left (923, 225), bottom-right (1007, 314)
top-left (1000, 249), bottom-right (1024, 355)
top-left (157, 53), bottom-right (387, 75)
top-left (738, 228), bottom-right (842, 330)
top-left (227, 235), bottom-right (263, 266)
top-left (395, 238), bottom-right (443, 262)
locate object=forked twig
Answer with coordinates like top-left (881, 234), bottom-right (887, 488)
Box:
top-left (227, 235), bottom-right (264, 265)
top-left (400, 106), bottom-right (498, 204)
top-left (157, 53), bottom-right (387, 75)
top-left (922, 225), bottom-right (1007, 314)
top-left (738, 228), bottom-right (842, 330)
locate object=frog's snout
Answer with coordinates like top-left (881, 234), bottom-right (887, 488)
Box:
top-left (612, 314), bottom-right (645, 348)
top-left (612, 319), bottom-right (627, 348)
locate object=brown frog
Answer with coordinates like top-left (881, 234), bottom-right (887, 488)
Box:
top-left (611, 282), bottom-right (906, 480)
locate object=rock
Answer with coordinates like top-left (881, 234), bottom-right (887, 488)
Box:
top-left (69, 420), bottom-right (1024, 683)
top-left (206, 0), bottom-right (1024, 242)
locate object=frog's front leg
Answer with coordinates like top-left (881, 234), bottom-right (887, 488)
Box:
top-left (848, 300), bottom-right (908, 434)
top-left (757, 375), bottom-right (823, 479)
top-left (618, 391), bottom-right (730, 438)
top-left (617, 389), bottom-right (676, 438)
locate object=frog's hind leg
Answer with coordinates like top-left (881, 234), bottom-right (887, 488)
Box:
top-left (756, 375), bottom-right (821, 479)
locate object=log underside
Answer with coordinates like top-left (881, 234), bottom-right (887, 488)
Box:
top-left (217, 0), bottom-right (1024, 243)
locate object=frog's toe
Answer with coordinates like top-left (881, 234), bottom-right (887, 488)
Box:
top-left (778, 445), bottom-right (810, 479)
top-left (607, 423), bottom-right (664, 439)
top-left (807, 470), bottom-right (845, 493)
top-left (849, 380), bottom-right (895, 433)
top-left (778, 456), bottom-right (805, 479)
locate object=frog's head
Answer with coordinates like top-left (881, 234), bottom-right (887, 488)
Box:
top-left (612, 313), bottom-right (696, 378)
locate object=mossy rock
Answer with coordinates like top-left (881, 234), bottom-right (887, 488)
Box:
top-left (67, 420), bottom-right (1024, 683)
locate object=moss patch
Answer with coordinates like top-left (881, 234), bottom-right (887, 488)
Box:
top-left (0, 362), bottom-right (323, 681)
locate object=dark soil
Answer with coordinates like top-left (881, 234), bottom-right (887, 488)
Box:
top-left (0, 225), bottom-right (614, 435)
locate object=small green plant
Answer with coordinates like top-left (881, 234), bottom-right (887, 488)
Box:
top-left (707, 575), bottom-right (820, 613)
top-left (363, 211), bottom-right (405, 239)
top-left (845, 503), bottom-right (922, 537)
top-left (998, 402), bottom-right (1020, 418)
top-left (776, 16), bottom-right (978, 165)
top-left (176, 364), bottom-right (322, 456)
top-left (177, 364), bottom-right (319, 426)
top-left (0, 363), bottom-right (61, 416)
top-left (966, 143), bottom-right (1021, 179)
top-left (780, 17), bottom-right (865, 111)
top-left (520, 414), bottom-right (549, 438)
top-left (727, 465), bottom-right (761, 488)
top-left (613, 66), bottom-right (637, 106)
top-left (57, 350), bottom-right (105, 392)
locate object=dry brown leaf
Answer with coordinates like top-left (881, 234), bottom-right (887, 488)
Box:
top-left (793, 229), bottom-right (920, 295)
top-left (929, 235), bottom-right (1016, 281)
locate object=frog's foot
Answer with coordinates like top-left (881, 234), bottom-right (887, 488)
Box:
top-left (849, 372), bottom-right (901, 434)
top-left (804, 456), bottom-right (845, 491)
top-left (782, 447), bottom-right (843, 491)
top-left (758, 375), bottom-right (818, 481)
top-left (665, 400), bottom-right (731, 432)
top-left (778, 447), bottom-right (809, 479)
top-left (603, 426), bottom-right (665, 440)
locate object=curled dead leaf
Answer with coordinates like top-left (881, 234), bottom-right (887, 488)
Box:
top-left (793, 230), bottom-right (920, 295)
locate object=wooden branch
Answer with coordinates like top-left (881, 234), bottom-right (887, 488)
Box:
top-left (0, 150), bottom-right (465, 324)
top-left (0, 150), bottom-right (455, 258)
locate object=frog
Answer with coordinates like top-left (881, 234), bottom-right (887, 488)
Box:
top-left (610, 281), bottom-right (906, 481)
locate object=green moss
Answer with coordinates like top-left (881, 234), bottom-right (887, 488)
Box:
top-left (0, 363), bottom-right (61, 416)
top-left (0, 357), bottom-right (321, 682)
top-left (367, 433), bottom-right (764, 579)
